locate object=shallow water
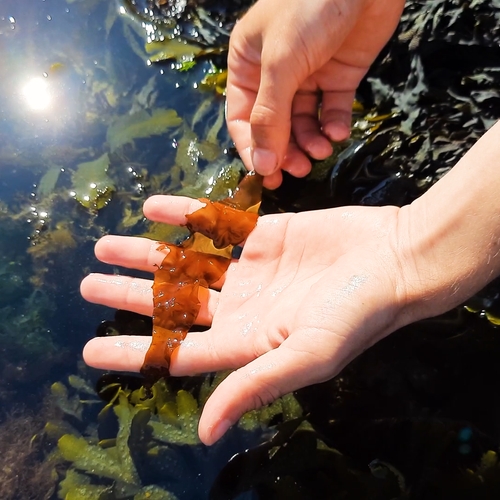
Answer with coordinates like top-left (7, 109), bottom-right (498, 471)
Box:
top-left (3, 1), bottom-right (500, 499)
top-left (0, 0), bottom-right (261, 498)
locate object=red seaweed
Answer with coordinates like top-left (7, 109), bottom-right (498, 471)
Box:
top-left (141, 172), bottom-right (262, 379)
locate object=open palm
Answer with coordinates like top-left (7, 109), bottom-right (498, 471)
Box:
top-left (81, 195), bottom-right (410, 444)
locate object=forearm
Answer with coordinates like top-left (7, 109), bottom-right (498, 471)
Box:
top-left (398, 120), bottom-right (500, 320)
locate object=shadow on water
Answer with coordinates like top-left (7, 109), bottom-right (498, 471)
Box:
top-left (1, 0), bottom-right (500, 499)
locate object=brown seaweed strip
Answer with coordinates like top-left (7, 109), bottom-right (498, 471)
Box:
top-left (141, 172), bottom-right (262, 379)
top-left (185, 198), bottom-right (258, 249)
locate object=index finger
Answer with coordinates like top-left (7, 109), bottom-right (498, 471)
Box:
top-left (143, 195), bottom-right (206, 225)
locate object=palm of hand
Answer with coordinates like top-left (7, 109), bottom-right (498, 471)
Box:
top-left (81, 195), bottom-right (405, 444)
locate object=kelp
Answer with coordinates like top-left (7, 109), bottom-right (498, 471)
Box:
top-left (51, 369), bottom-right (303, 499)
top-left (5, 0), bottom-right (500, 498)
top-left (145, 38), bottom-right (226, 66)
top-left (114, 0), bottom-right (253, 77)
top-left (106, 109), bottom-right (183, 153)
top-left (142, 172), bottom-right (262, 379)
top-left (70, 153), bottom-right (114, 211)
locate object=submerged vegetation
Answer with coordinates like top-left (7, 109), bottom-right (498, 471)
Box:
top-left (1, 0), bottom-right (500, 498)
top-left (47, 368), bottom-right (303, 499)
top-left (0, 407), bottom-right (58, 500)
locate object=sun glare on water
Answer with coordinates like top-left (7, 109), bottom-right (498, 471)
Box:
top-left (22, 77), bottom-right (52, 111)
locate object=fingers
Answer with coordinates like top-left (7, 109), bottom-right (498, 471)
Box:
top-left (292, 91), bottom-right (333, 160)
top-left (83, 193), bottom-right (238, 334)
top-left (281, 143), bottom-right (314, 178)
top-left (261, 169), bottom-right (283, 190)
top-left (227, 14), bottom-right (300, 179)
top-left (143, 195), bottom-right (206, 225)
top-left (81, 274), bottom-right (155, 316)
top-left (82, 321), bottom-right (219, 374)
top-left (94, 195), bottom-right (210, 273)
top-left (80, 273), bottom-right (218, 326)
top-left (83, 336), bottom-right (151, 372)
top-left (320, 89), bottom-right (357, 142)
top-left (94, 235), bottom-right (169, 272)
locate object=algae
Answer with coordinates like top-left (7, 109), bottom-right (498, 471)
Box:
top-left (145, 38), bottom-right (205, 64)
top-left (59, 433), bottom-right (138, 484)
top-left (37, 166), bottom-right (62, 199)
top-left (57, 469), bottom-right (112, 500)
top-left (200, 68), bottom-right (227, 95)
top-left (106, 109), bottom-right (182, 153)
top-left (51, 382), bottom-right (84, 421)
top-left (28, 221), bottom-right (77, 259)
top-left (70, 153), bottom-right (114, 211)
top-left (50, 369), bottom-right (304, 499)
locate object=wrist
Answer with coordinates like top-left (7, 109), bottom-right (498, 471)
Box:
top-left (394, 121), bottom-right (500, 324)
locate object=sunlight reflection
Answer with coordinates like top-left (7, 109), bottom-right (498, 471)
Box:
top-left (22, 77), bottom-right (52, 111)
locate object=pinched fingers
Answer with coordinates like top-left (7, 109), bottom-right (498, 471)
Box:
top-left (292, 91), bottom-right (333, 160)
top-left (320, 89), bottom-right (357, 142)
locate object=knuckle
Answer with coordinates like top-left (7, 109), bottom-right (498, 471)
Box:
top-left (233, 369), bottom-right (282, 412)
top-left (250, 104), bottom-right (281, 129)
top-left (252, 383), bottom-right (281, 410)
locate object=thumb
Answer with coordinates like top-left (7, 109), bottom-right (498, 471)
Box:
top-left (249, 44), bottom-right (299, 176)
top-left (197, 343), bottom-right (333, 445)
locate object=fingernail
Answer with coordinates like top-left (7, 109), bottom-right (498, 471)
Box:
top-left (209, 418), bottom-right (233, 444)
top-left (324, 121), bottom-right (350, 142)
top-left (252, 148), bottom-right (277, 176)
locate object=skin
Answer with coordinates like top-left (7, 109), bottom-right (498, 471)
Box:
top-left (226, 0), bottom-right (406, 188)
top-left (82, 0), bottom-right (500, 445)
top-left (82, 200), bottom-right (406, 444)
top-left (82, 119), bottom-right (500, 444)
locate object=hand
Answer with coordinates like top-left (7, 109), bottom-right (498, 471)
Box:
top-left (81, 195), bottom-right (416, 445)
top-left (226, 0), bottom-right (405, 188)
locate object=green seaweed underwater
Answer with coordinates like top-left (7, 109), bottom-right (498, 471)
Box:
top-left (2, 0), bottom-right (500, 499)
top-left (45, 368), bottom-right (303, 500)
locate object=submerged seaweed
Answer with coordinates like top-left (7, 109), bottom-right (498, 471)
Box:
top-left (0, 406), bottom-right (58, 500)
top-left (49, 368), bottom-right (303, 499)
top-left (3, 0), bottom-right (500, 498)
